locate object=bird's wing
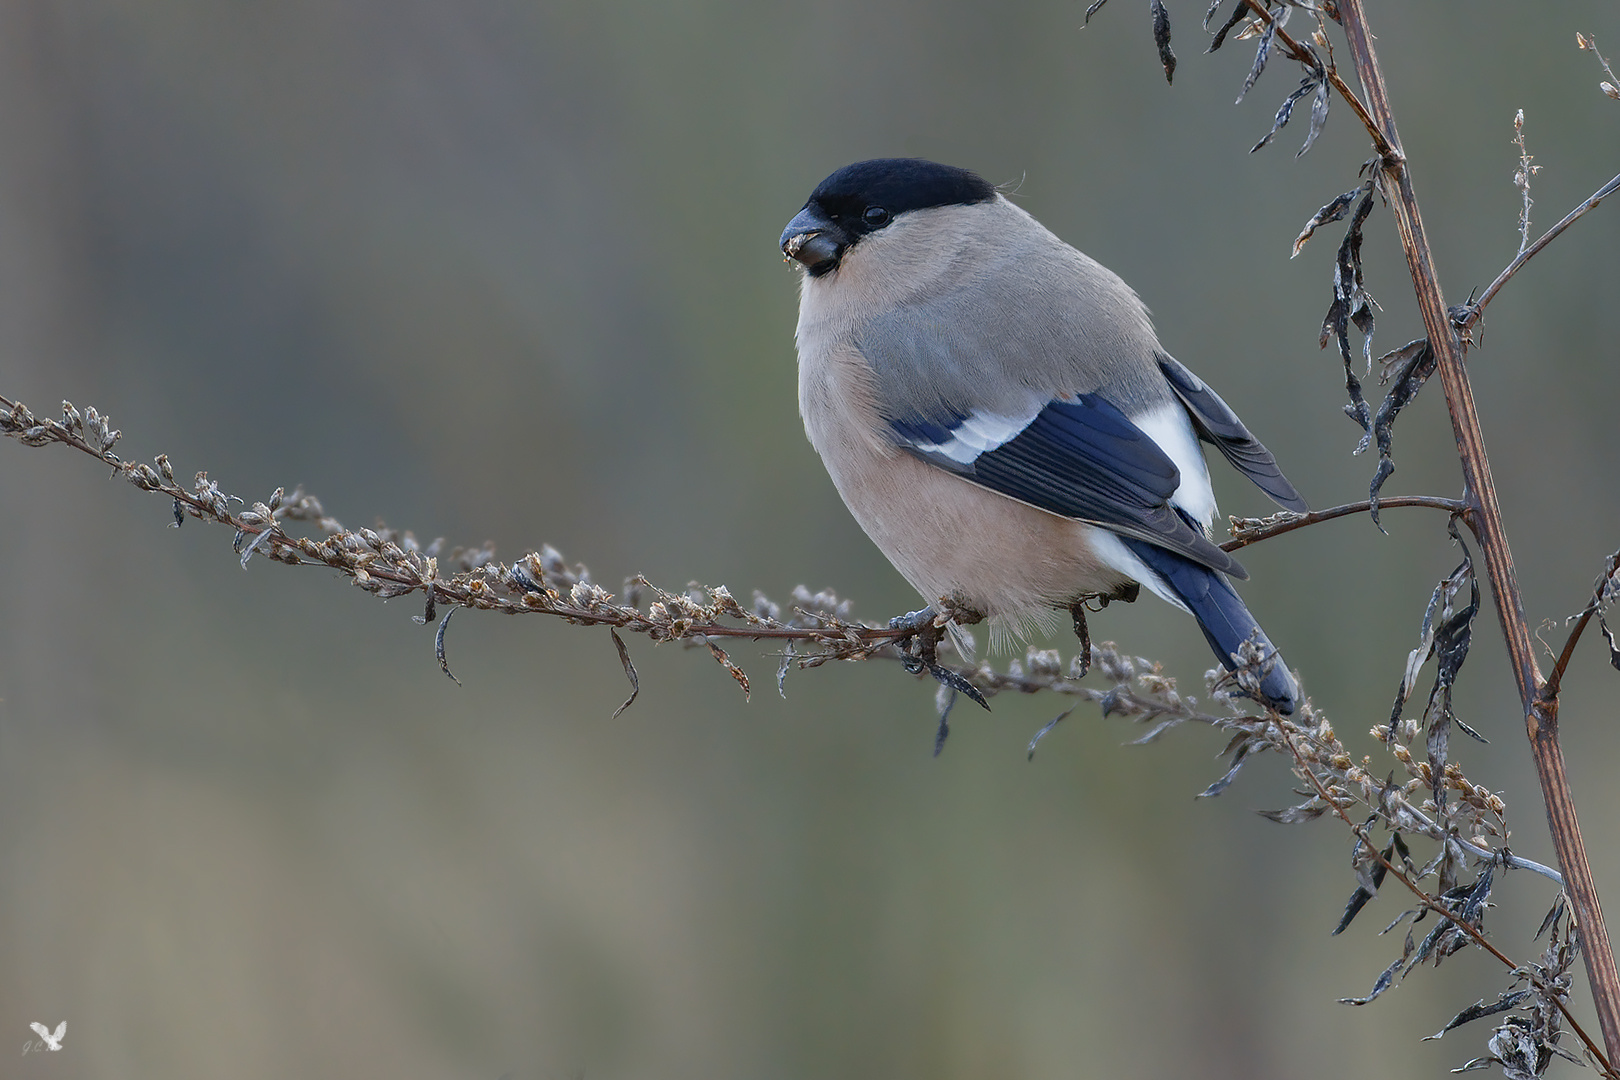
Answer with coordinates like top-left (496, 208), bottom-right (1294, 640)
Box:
top-left (1157, 353), bottom-right (1307, 512)
top-left (52, 1022), bottom-right (65, 1042)
top-left (30, 1023), bottom-right (48, 1040)
top-left (889, 394), bottom-right (1247, 579)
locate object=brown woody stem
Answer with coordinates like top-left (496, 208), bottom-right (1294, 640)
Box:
top-left (1336, 0), bottom-right (1620, 1063)
top-left (1219, 495), bottom-right (1467, 552)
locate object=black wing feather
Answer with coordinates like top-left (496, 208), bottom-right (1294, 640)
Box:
top-left (1157, 354), bottom-right (1307, 512)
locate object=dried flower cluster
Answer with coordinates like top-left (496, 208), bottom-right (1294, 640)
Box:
top-left (1577, 33), bottom-right (1620, 101)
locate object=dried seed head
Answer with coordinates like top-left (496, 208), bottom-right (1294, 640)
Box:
top-left (1027, 648), bottom-right (1062, 678)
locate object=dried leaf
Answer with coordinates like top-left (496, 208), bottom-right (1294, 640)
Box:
top-left (1127, 716), bottom-right (1185, 744)
top-left (1207, 1), bottom-right (1248, 53)
top-left (1390, 831), bottom-right (1413, 872)
top-left (1332, 885), bottom-right (1377, 937)
top-left (1251, 76), bottom-right (1319, 153)
top-left (1333, 832), bottom-right (1396, 935)
top-left (1390, 542), bottom-right (1466, 734)
top-left (1535, 897), bottom-right (1567, 942)
top-left (706, 640), bottom-right (751, 699)
top-left (1410, 918), bottom-right (1451, 969)
top-left (1152, 0), bottom-right (1176, 83)
top-left (1299, 77), bottom-right (1330, 156)
top-left (436, 607), bottom-right (461, 686)
top-left (1601, 611), bottom-right (1620, 671)
top-left (1318, 182), bottom-right (1380, 450)
top-left (1458, 863), bottom-right (1495, 926)
top-left (1379, 908), bottom-right (1419, 936)
top-left (1027, 708), bottom-right (1076, 761)
top-left (926, 661), bottom-right (990, 713)
top-left (1339, 952), bottom-right (1405, 1005)
top-left (1367, 339), bottom-right (1435, 527)
top-left (1257, 797), bottom-right (1328, 824)
top-left (1197, 735), bottom-right (1255, 798)
top-left (776, 641), bottom-right (794, 699)
top-left (610, 627), bottom-right (638, 717)
top-left (1425, 992), bottom-right (1536, 1040)
top-left (1236, 9), bottom-right (1283, 103)
top-left (1293, 184), bottom-right (1364, 257)
top-left (1421, 523), bottom-right (1480, 808)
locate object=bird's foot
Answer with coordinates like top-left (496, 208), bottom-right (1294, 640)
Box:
top-left (890, 606), bottom-right (945, 673)
top-left (889, 602), bottom-right (989, 714)
top-left (1068, 601), bottom-right (1092, 679)
top-left (1067, 584), bottom-right (1136, 678)
top-left (888, 606), bottom-right (939, 637)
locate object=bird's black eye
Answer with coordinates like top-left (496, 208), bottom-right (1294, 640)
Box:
top-left (862, 206), bottom-right (891, 228)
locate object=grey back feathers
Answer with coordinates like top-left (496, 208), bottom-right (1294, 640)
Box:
top-left (845, 198), bottom-right (1169, 423)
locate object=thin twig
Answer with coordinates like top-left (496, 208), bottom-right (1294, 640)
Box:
top-left (1221, 495), bottom-right (1468, 552)
top-left (1577, 32), bottom-right (1620, 98)
top-left (1457, 170), bottom-right (1620, 331)
top-left (1511, 109), bottom-right (1540, 257)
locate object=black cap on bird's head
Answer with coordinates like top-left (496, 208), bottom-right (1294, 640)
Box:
top-left (781, 159), bottom-right (997, 276)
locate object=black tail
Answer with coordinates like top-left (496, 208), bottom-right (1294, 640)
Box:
top-left (1123, 539), bottom-right (1299, 714)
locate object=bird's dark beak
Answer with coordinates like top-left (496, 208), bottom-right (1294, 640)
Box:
top-left (780, 206), bottom-right (847, 276)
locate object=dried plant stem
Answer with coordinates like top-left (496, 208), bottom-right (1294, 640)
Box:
top-left (1283, 730), bottom-right (1616, 1077)
top-left (1458, 169), bottom-right (1620, 332)
top-left (0, 389), bottom-right (1464, 698)
top-left (1512, 109), bottom-right (1539, 256)
top-left (1337, 0), bottom-right (1620, 1063)
top-left (1220, 495), bottom-right (1467, 552)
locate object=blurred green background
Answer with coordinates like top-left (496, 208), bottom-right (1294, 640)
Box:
top-left (2, 2), bottom-right (1618, 1077)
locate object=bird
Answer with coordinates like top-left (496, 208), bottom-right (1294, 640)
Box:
top-left (780, 158), bottom-right (1305, 713)
top-left (29, 1021), bottom-right (65, 1051)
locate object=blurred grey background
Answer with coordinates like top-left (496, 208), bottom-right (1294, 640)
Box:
top-left (1, 2), bottom-right (1617, 1077)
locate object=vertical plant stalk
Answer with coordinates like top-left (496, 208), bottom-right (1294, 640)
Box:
top-left (1336, 0), bottom-right (1620, 1064)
